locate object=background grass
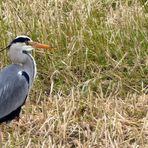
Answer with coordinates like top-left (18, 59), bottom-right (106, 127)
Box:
top-left (0, 0), bottom-right (147, 147)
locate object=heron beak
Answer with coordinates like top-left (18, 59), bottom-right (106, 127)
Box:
top-left (28, 41), bottom-right (50, 49)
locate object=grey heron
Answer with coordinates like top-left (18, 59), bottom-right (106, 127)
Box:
top-left (0, 35), bottom-right (49, 123)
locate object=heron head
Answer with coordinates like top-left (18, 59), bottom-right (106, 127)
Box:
top-left (8, 35), bottom-right (49, 52)
top-left (7, 35), bottom-right (49, 63)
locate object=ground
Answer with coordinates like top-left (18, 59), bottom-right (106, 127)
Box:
top-left (0, 0), bottom-right (147, 147)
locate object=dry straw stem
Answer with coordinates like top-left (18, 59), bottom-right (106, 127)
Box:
top-left (0, 0), bottom-right (148, 147)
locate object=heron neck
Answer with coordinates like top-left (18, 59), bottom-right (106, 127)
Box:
top-left (22, 53), bottom-right (36, 86)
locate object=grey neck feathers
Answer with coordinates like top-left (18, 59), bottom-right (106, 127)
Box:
top-left (22, 53), bottom-right (36, 87)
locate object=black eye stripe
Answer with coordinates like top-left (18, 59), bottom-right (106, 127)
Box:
top-left (11, 37), bottom-right (31, 44)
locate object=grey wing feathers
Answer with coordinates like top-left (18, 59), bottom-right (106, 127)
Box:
top-left (0, 64), bottom-right (29, 119)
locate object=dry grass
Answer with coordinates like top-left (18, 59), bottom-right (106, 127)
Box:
top-left (0, 0), bottom-right (148, 147)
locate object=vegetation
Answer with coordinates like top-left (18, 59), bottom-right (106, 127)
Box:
top-left (0, 0), bottom-right (147, 147)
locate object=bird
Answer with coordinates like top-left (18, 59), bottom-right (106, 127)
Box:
top-left (0, 35), bottom-right (49, 123)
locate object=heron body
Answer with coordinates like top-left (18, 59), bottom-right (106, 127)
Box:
top-left (0, 35), bottom-right (49, 123)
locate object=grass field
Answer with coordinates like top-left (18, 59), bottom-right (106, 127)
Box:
top-left (0, 0), bottom-right (148, 147)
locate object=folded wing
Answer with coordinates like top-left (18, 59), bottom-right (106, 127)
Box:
top-left (0, 64), bottom-right (29, 119)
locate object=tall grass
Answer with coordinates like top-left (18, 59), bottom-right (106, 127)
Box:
top-left (0, 0), bottom-right (147, 147)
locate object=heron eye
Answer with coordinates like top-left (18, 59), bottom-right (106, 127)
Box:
top-left (25, 41), bottom-right (29, 45)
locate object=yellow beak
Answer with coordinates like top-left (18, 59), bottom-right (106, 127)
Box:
top-left (28, 41), bottom-right (50, 49)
